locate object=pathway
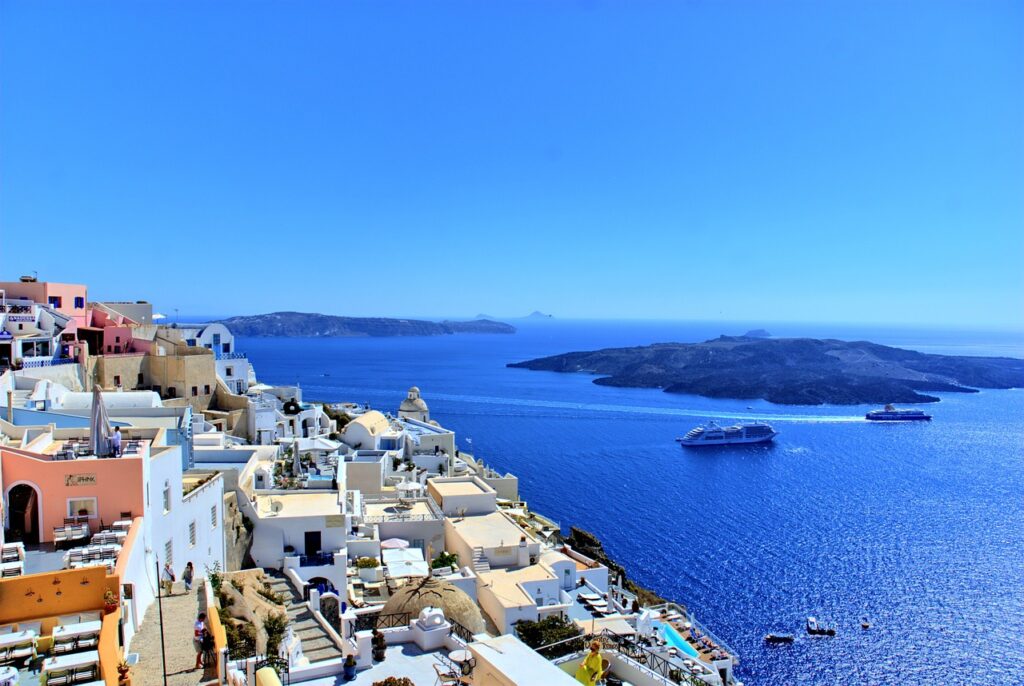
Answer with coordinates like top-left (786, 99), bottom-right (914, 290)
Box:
top-left (132, 581), bottom-right (217, 686)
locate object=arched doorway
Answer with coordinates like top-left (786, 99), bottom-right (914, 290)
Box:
top-left (6, 483), bottom-right (41, 544)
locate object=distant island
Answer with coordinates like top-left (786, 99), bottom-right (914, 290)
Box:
top-left (508, 335), bottom-right (1024, 405)
top-left (525, 311), bottom-right (554, 319)
top-left (218, 312), bottom-right (516, 337)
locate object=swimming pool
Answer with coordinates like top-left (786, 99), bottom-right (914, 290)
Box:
top-left (661, 623), bottom-right (701, 658)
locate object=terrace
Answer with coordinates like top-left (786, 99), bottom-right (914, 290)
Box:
top-left (360, 496), bottom-right (443, 524)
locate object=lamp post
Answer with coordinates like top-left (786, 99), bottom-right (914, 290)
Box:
top-left (155, 559), bottom-right (169, 686)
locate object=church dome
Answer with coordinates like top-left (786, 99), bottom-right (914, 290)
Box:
top-left (381, 577), bottom-right (484, 634)
top-left (399, 386), bottom-right (429, 414)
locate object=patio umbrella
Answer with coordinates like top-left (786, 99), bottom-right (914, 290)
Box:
top-left (89, 386), bottom-right (111, 456)
top-left (381, 538), bottom-right (410, 550)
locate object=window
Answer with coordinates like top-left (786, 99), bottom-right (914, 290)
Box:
top-left (162, 480), bottom-right (171, 513)
top-left (186, 339), bottom-right (196, 347)
top-left (191, 386), bottom-right (198, 397)
top-left (204, 385), bottom-right (211, 395)
top-left (74, 296), bottom-right (85, 309)
top-left (114, 375), bottom-right (121, 386)
top-left (138, 373), bottom-right (145, 386)
top-left (106, 345), bottom-right (112, 353)
top-left (210, 505), bottom-right (218, 528)
top-left (67, 497), bottom-right (97, 518)
top-left (164, 539), bottom-right (173, 567)
top-left (212, 333), bottom-right (221, 347)
top-left (115, 336), bottom-right (121, 343)
top-left (167, 387), bottom-right (176, 398)
top-left (225, 367), bottom-right (233, 378)
top-left (48, 296), bottom-right (62, 308)
top-left (188, 521), bottom-right (197, 547)
top-left (222, 342), bottom-right (231, 353)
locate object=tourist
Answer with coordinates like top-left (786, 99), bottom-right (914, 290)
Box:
top-left (183, 561), bottom-right (195, 592)
top-left (631, 598), bottom-right (640, 614)
top-left (161, 562), bottom-right (175, 595)
top-left (574, 640), bottom-right (604, 685)
top-left (194, 612), bottom-right (207, 670)
top-left (111, 427), bottom-right (122, 456)
top-left (201, 627), bottom-right (216, 668)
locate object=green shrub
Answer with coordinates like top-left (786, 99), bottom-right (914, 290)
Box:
top-left (264, 611), bottom-right (288, 656)
top-left (431, 551), bottom-right (459, 570)
top-left (514, 615), bottom-right (584, 658)
top-left (356, 557), bottom-right (379, 569)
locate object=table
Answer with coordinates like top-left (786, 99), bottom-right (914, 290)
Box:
top-left (0, 630), bottom-right (35, 649)
top-left (42, 650), bottom-right (98, 674)
top-left (0, 665), bottom-right (17, 685)
top-left (449, 649), bottom-right (473, 664)
top-left (52, 621), bottom-right (102, 641)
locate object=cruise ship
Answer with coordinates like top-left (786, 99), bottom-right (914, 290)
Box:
top-left (865, 404), bottom-right (932, 421)
top-left (677, 420), bottom-right (777, 446)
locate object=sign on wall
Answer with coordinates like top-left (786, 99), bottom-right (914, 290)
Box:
top-left (324, 515), bottom-right (345, 528)
top-left (65, 474), bottom-right (97, 487)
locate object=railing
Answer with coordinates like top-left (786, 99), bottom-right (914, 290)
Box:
top-left (362, 512), bottom-right (441, 524)
top-left (253, 656), bottom-right (290, 684)
top-left (353, 612), bottom-right (410, 633)
top-left (102, 351), bottom-right (146, 359)
top-left (22, 357), bottom-right (76, 369)
top-left (449, 619), bottom-right (476, 644)
top-left (216, 351), bottom-right (248, 360)
top-left (298, 551), bottom-right (334, 567)
top-left (544, 631), bottom-right (707, 686)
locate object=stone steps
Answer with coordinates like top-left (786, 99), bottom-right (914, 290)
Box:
top-left (262, 569), bottom-right (342, 666)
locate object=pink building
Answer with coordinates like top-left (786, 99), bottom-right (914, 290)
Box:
top-left (0, 277), bottom-right (88, 327)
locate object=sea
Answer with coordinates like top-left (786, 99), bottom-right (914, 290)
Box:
top-left (234, 320), bottom-right (1024, 685)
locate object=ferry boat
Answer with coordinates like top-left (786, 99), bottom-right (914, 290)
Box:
top-left (865, 404), bottom-right (932, 421)
top-left (676, 420), bottom-right (777, 446)
top-left (764, 633), bottom-right (795, 644)
top-left (806, 617), bottom-right (836, 636)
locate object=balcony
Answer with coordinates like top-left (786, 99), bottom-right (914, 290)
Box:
top-left (299, 551), bottom-right (336, 567)
top-left (216, 351), bottom-right (247, 361)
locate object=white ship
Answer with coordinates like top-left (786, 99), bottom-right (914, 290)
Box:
top-left (676, 420), bottom-right (777, 446)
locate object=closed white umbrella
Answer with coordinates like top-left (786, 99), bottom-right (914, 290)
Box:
top-left (380, 538), bottom-right (410, 550)
top-left (89, 386), bottom-right (112, 456)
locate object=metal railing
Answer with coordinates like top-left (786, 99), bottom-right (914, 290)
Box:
top-left (298, 551), bottom-right (334, 567)
top-left (22, 357), bottom-right (76, 369)
top-left (541, 630), bottom-right (708, 686)
top-left (449, 619), bottom-right (476, 644)
top-left (353, 611), bottom-right (410, 633)
top-left (254, 656), bottom-right (289, 684)
top-left (216, 351), bottom-right (248, 360)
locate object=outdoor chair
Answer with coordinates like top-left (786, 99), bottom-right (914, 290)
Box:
top-left (0, 648), bottom-right (12, 666)
top-left (77, 634), bottom-right (98, 649)
top-left (72, 665), bottom-right (97, 683)
top-left (9, 640), bottom-right (34, 663)
top-left (46, 669), bottom-right (71, 685)
top-left (0, 567), bottom-right (20, 578)
top-left (432, 663), bottom-right (460, 685)
top-left (52, 638), bottom-right (76, 655)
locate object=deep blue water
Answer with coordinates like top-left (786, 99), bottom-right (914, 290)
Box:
top-left (238, 321), bottom-right (1024, 685)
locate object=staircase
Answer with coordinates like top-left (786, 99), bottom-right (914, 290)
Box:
top-left (263, 571), bottom-right (343, 665)
top-left (471, 546), bottom-right (491, 574)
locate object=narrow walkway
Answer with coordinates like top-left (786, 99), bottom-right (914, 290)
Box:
top-left (132, 581), bottom-right (217, 686)
top-left (263, 571), bottom-right (343, 664)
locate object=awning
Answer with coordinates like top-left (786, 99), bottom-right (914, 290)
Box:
top-left (573, 616), bottom-right (635, 636)
top-left (386, 559), bottom-right (430, 579)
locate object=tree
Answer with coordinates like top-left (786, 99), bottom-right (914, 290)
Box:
top-left (514, 615), bottom-right (584, 658)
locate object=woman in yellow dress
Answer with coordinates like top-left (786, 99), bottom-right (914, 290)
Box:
top-left (574, 640), bottom-right (604, 685)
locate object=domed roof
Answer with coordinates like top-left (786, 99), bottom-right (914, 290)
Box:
top-left (381, 577), bottom-right (484, 634)
top-left (400, 386), bottom-right (429, 413)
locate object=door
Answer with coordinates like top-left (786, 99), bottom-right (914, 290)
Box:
top-left (304, 530), bottom-right (322, 556)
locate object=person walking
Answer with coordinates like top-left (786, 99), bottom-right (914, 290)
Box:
top-left (194, 612), bottom-right (207, 670)
top-left (161, 561), bottom-right (175, 595)
top-left (183, 562), bottom-right (194, 592)
top-left (111, 427), bottom-right (122, 457)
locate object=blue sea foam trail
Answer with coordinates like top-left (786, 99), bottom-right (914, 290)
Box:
top-left (302, 384), bottom-right (864, 423)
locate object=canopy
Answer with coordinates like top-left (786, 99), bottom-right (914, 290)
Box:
top-left (383, 548), bottom-right (423, 565)
top-left (574, 616), bottom-right (636, 636)
top-left (395, 481), bottom-right (422, 493)
top-left (386, 559), bottom-right (430, 579)
top-left (381, 538), bottom-right (410, 550)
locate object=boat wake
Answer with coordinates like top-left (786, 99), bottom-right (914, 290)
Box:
top-left (300, 383), bottom-right (864, 423)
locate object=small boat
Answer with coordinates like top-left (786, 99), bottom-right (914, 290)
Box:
top-left (764, 633), bottom-right (795, 644)
top-left (806, 617), bottom-right (836, 636)
top-left (861, 618), bottom-right (871, 630)
top-left (676, 420), bottom-right (777, 446)
top-left (865, 404), bottom-right (931, 421)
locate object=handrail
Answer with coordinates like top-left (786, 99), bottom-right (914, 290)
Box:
top-left (353, 612), bottom-right (410, 633)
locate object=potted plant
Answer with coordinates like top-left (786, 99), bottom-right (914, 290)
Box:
top-left (117, 659), bottom-right (131, 685)
top-left (343, 654), bottom-right (357, 680)
top-left (104, 589), bottom-right (118, 614)
top-left (356, 557), bottom-right (381, 582)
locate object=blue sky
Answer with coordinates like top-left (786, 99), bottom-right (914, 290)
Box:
top-left (1, 1), bottom-right (1021, 327)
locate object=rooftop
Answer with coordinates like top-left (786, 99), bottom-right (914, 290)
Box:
top-left (431, 480), bottom-right (490, 497)
top-left (477, 566), bottom-right (555, 607)
top-left (254, 492), bottom-right (342, 518)
top-left (362, 498), bottom-right (442, 523)
top-left (450, 511), bottom-right (534, 550)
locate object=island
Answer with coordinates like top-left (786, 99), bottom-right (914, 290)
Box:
top-left (218, 311), bottom-right (516, 337)
top-left (508, 335), bottom-right (1024, 405)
